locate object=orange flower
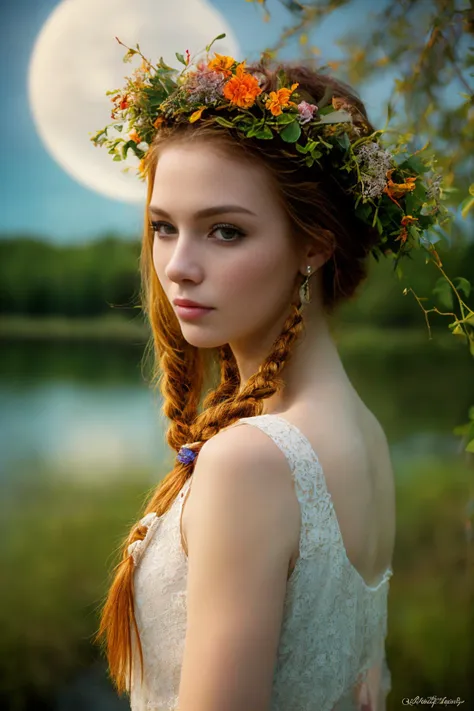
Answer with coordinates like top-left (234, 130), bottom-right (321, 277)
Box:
top-left (153, 116), bottom-right (165, 129)
top-left (396, 215), bottom-right (418, 244)
top-left (265, 83), bottom-right (299, 116)
top-left (223, 62), bottom-right (262, 108)
top-left (384, 169), bottom-right (417, 208)
top-left (129, 129), bottom-right (141, 144)
top-left (208, 53), bottom-right (235, 77)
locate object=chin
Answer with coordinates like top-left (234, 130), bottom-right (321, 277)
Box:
top-left (179, 326), bottom-right (228, 350)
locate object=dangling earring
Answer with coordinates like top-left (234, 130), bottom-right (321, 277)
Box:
top-left (299, 265), bottom-right (313, 306)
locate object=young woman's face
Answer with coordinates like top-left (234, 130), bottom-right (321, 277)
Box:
top-left (150, 141), bottom-right (304, 350)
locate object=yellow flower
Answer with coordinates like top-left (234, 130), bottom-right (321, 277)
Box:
top-left (208, 53), bottom-right (234, 78)
top-left (223, 62), bottom-right (262, 109)
top-left (401, 215), bottom-right (418, 225)
top-left (189, 106), bottom-right (206, 123)
top-left (265, 83), bottom-right (299, 116)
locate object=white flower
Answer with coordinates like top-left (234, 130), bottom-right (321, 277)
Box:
top-left (354, 141), bottom-right (393, 199)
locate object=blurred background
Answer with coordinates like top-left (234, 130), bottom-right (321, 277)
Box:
top-left (1, 0), bottom-right (473, 709)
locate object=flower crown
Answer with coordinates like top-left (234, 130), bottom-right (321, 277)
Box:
top-left (90, 33), bottom-right (451, 266)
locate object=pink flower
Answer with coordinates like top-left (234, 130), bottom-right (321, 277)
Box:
top-left (297, 100), bottom-right (318, 124)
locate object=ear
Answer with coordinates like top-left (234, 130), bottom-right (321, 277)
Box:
top-left (300, 228), bottom-right (335, 274)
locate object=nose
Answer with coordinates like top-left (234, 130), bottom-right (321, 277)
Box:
top-left (163, 233), bottom-right (205, 285)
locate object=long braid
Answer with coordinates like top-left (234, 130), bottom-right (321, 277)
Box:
top-left (201, 344), bottom-right (241, 411)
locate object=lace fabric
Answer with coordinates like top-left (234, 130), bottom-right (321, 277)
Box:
top-left (128, 413), bottom-right (392, 711)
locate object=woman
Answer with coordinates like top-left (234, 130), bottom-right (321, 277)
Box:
top-left (92, 42), bottom-right (413, 711)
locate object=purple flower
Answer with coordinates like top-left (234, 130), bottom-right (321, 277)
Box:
top-left (297, 100), bottom-right (318, 125)
top-left (177, 446), bottom-right (198, 465)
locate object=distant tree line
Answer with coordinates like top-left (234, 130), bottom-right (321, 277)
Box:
top-left (0, 234), bottom-right (473, 330)
top-left (0, 235), bottom-right (141, 319)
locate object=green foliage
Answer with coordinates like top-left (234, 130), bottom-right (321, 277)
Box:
top-left (0, 236), bottom-right (141, 319)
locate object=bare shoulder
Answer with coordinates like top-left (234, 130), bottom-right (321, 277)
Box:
top-left (188, 423), bottom-right (293, 532)
top-left (184, 421), bottom-right (300, 560)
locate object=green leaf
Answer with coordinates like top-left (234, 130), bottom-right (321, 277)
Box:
top-left (432, 278), bottom-right (453, 310)
top-left (276, 69), bottom-right (289, 90)
top-left (466, 438), bottom-right (474, 453)
top-left (356, 203), bottom-right (372, 222)
top-left (175, 52), bottom-right (186, 66)
top-left (123, 49), bottom-right (137, 63)
top-left (280, 121), bottom-right (301, 143)
top-left (214, 117), bottom-right (236, 128)
top-left (399, 155), bottom-right (429, 174)
top-left (319, 109), bottom-right (352, 124)
top-left (276, 113), bottom-right (297, 125)
top-left (113, 155), bottom-right (122, 161)
top-left (453, 277), bottom-right (471, 298)
top-left (255, 125), bottom-right (273, 139)
top-left (336, 132), bottom-right (350, 151)
top-left (206, 33), bottom-right (226, 53)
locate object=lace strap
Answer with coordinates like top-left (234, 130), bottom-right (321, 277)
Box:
top-left (234, 414), bottom-right (341, 557)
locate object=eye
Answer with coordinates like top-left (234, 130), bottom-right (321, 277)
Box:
top-left (211, 223), bottom-right (246, 242)
top-left (150, 221), bottom-right (176, 236)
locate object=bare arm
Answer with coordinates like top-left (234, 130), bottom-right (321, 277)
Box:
top-left (177, 424), bottom-right (298, 711)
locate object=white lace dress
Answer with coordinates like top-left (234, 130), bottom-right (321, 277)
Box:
top-left (127, 414), bottom-right (393, 711)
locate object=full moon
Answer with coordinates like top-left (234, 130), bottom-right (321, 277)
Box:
top-left (28, 0), bottom-right (240, 204)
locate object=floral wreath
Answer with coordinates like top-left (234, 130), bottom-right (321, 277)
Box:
top-left (90, 33), bottom-right (452, 267)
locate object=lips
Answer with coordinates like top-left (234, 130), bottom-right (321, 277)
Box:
top-left (173, 298), bottom-right (213, 309)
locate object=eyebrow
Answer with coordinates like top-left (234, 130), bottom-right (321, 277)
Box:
top-left (148, 204), bottom-right (257, 219)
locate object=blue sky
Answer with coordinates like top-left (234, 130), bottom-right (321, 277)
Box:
top-left (2, 0), bottom-right (391, 244)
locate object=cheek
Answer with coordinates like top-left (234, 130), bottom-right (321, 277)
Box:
top-left (152, 237), bottom-right (164, 279)
top-left (219, 243), bottom-right (295, 305)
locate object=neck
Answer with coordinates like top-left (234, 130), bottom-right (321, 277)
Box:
top-left (232, 299), bottom-right (349, 413)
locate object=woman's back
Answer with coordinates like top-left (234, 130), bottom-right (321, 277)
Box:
top-left (281, 380), bottom-right (396, 588)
